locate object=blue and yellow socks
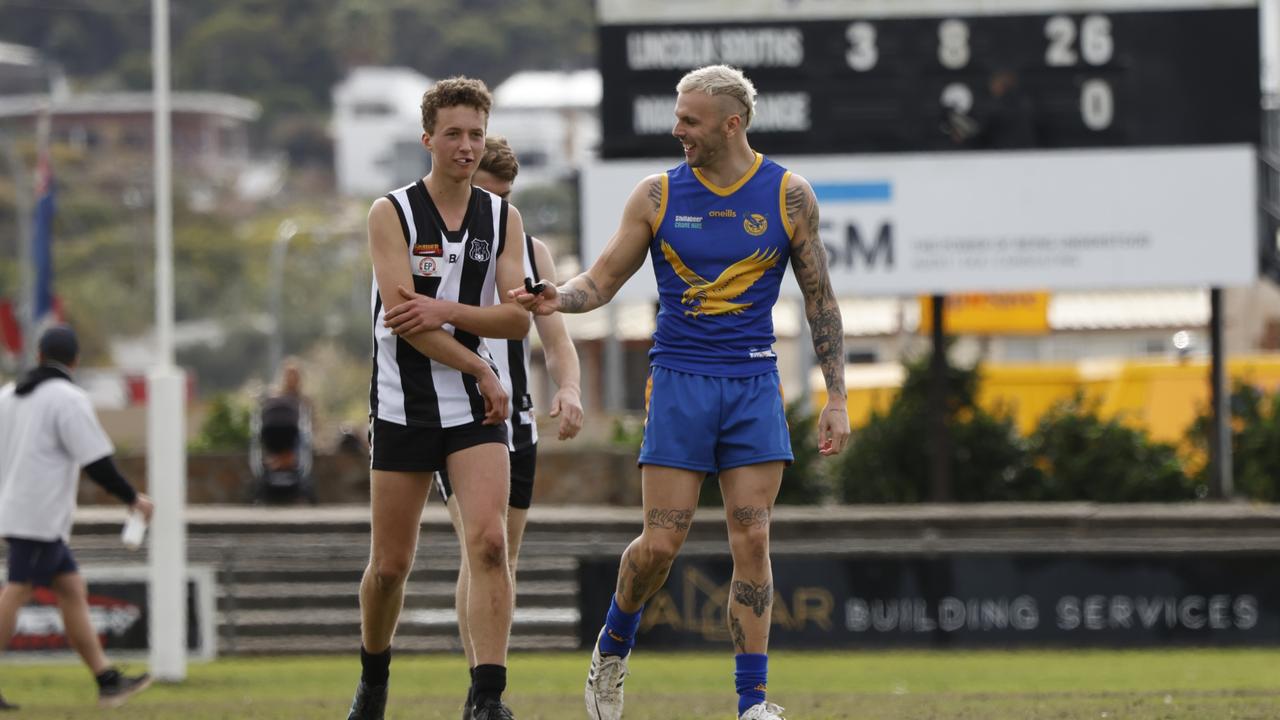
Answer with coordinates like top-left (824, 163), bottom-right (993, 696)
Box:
top-left (735, 653), bottom-right (768, 716)
top-left (597, 596), bottom-right (644, 657)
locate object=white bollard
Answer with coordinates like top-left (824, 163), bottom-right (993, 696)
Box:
top-left (147, 366), bottom-right (187, 681)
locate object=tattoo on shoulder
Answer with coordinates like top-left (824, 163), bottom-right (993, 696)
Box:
top-left (647, 178), bottom-right (664, 212)
top-left (785, 184), bottom-right (806, 232)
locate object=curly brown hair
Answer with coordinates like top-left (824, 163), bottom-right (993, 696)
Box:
top-left (420, 76), bottom-right (493, 133)
top-left (479, 136), bottom-right (520, 183)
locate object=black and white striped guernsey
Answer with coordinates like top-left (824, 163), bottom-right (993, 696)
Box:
top-left (486, 233), bottom-right (541, 451)
top-left (370, 180), bottom-right (509, 429)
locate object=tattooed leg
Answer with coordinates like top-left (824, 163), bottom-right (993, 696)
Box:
top-left (721, 462), bottom-right (783, 654)
top-left (613, 465), bottom-right (703, 612)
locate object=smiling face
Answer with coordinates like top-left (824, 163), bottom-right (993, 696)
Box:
top-left (671, 90), bottom-right (740, 168)
top-left (423, 104), bottom-right (487, 182)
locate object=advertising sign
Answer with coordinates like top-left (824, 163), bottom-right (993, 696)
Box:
top-left (582, 147), bottom-right (1258, 299)
top-left (8, 565), bottom-right (217, 660)
top-left (579, 553), bottom-right (1280, 649)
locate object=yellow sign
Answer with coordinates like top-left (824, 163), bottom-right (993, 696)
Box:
top-left (918, 292), bottom-right (1050, 335)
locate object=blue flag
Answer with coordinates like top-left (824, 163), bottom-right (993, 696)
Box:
top-left (32, 153), bottom-right (54, 324)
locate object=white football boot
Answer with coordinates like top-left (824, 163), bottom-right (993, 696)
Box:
top-left (739, 702), bottom-right (786, 720)
top-left (584, 637), bottom-right (629, 720)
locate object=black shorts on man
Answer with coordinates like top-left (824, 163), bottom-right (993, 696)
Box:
top-left (435, 443), bottom-right (536, 509)
top-left (369, 418), bottom-right (507, 473)
top-left (5, 537), bottom-right (79, 586)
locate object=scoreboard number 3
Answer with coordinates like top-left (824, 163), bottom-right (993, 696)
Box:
top-left (846, 21), bottom-right (878, 71)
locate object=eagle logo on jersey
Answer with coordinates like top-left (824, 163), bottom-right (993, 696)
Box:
top-left (468, 238), bottom-right (491, 262)
top-left (743, 213), bottom-right (768, 236)
top-left (660, 240), bottom-right (781, 317)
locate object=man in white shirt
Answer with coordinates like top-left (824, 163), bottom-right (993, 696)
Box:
top-left (0, 325), bottom-right (155, 710)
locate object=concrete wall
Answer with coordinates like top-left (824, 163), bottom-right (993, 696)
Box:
top-left (77, 447), bottom-right (643, 506)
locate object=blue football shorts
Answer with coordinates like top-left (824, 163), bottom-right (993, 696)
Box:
top-left (638, 366), bottom-right (793, 473)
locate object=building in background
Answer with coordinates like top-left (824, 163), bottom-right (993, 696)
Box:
top-left (0, 91), bottom-right (258, 181)
top-left (489, 69), bottom-right (601, 183)
top-left (331, 66), bottom-right (432, 197)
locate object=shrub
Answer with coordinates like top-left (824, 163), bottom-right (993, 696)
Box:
top-left (190, 393), bottom-right (253, 453)
top-left (1018, 393), bottom-right (1193, 502)
top-left (837, 355), bottom-right (1029, 503)
top-left (1187, 383), bottom-right (1280, 501)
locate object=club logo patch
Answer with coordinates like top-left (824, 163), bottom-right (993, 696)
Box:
top-left (468, 238), bottom-right (491, 262)
top-left (743, 213), bottom-right (768, 236)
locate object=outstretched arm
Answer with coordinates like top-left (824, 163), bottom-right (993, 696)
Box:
top-left (529, 238), bottom-right (583, 440)
top-left (511, 174), bottom-right (662, 315)
top-left (369, 198), bottom-right (508, 423)
top-left (786, 174), bottom-right (850, 455)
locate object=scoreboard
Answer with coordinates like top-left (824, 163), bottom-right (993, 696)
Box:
top-left (587, 0), bottom-right (1263, 297)
top-left (598, 0), bottom-right (1261, 157)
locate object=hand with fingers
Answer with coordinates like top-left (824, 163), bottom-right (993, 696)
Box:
top-left (509, 277), bottom-right (560, 316)
top-left (476, 368), bottom-right (510, 426)
top-left (817, 402), bottom-right (851, 456)
top-left (130, 494), bottom-right (155, 522)
top-left (549, 387), bottom-right (584, 440)
top-left (384, 285), bottom-right (452, 335)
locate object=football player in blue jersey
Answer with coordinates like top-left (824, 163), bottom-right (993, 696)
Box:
top-left (512, 64), bottom-right (849, 720)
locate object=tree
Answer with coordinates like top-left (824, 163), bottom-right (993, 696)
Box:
top-left (837, 355), bottom-right (1030, 503)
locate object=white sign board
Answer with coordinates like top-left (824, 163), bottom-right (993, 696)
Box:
top-left (581, 145), bottom-right (1258, 300)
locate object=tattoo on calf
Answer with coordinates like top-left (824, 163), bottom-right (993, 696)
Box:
top-left (730, 611), bottom-right (747, 653)
top-left (732, 505), bottom-right (771, 528)
top-left (647, 508), bottom-right (693, 532)
top-left (628, 558), bottom-right (673, 605)
top-left (732, 580), bottom-right (774, 618)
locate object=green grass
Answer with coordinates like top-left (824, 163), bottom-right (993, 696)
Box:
top-left (3, 649), bottom-right (1280, 719)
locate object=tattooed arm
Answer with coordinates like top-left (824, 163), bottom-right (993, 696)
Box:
top-left (510, 174), bottom-right (661, 315)
top-left (786, 173), bottom-right (851, 456)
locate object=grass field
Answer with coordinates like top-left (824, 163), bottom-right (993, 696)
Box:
top-left (3, 649), bottom-right (1279, 719)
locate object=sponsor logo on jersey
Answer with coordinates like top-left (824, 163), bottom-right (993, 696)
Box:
top-left (674, 214), bottom-right (703, 230)
top-left (416, 257), bottom-right (438, 275)
top-left (412, 242), bottom-right (443, 257)
top-left (708, 209), bottom-right (737, 218)
top-left (743, 213), bottom-right (768, 236)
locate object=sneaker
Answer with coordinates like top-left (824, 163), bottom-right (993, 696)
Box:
top-left (0, 691), bottom-right (17, 711)
top-left (96, 669), bottom-right (153, 709)
top-left (584, 638), bottom-right (629, 720)
top-left (346, 681), bottom-right (388, 720)
top-left (471, 698), bottom-right (515, 720)
top-left (740, 702), bottom-right (787, 719)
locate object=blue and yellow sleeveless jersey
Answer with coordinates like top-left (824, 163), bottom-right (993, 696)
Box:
top-left (648, 153), bottom-right (794, 377)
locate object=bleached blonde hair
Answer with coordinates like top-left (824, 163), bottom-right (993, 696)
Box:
top-left (676, 65), bottom-right (757, 128)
